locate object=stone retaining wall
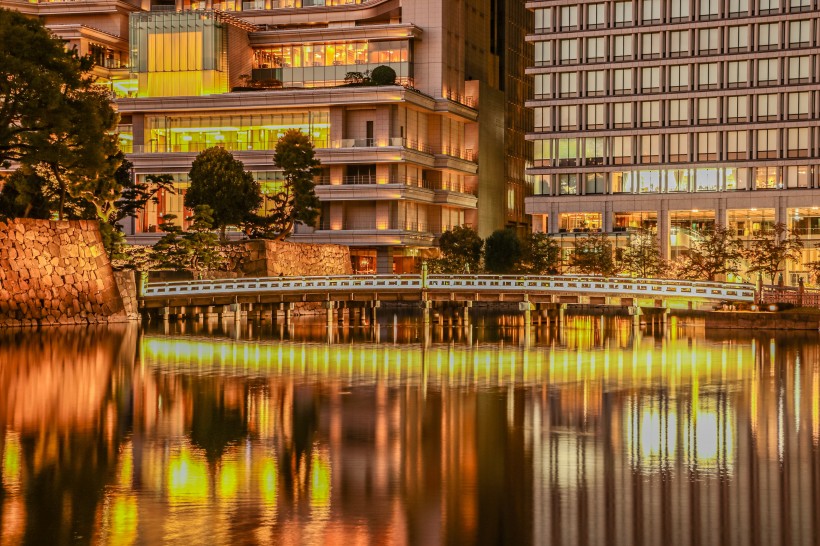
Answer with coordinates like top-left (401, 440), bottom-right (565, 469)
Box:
top-left (227, 240), bottom-right (353, 277)
top-left (0, 219), bottom-right (127, 327)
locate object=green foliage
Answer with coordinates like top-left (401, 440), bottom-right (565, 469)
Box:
top-left (184, 147), bottom-right (261, 239)
top-left (252, 129), bottom-right (321, 240)
top-left (429, 225), bottom-right (483, 273)
top-left (0, 10), bottom-right (123, 220)
top-left (743, 223), bottom-right (803, 283)
top-left (0, 169), bottom-right (53, 219)
top-left (570, 232), bottom-right (616, 276)
top-left (674, 226), bottom-right (742, 281)
top-left (151, 214), bottom-right (188, 270)
top-left (619, 229), bottom-right (666, 278)
top-left (113, 172), bottom-right (175, 225)
top-left (343, 71), bottom-right (367, 85)
top-left (484, 229), bottom-right (523, 274)
top-left (182, 205), bottom-right (224, 278)
top-left (520, 232), bottom-right (561, 275)
top-left (370, 65), bottom-right (397, 85)
top-left (0, 9), bottom-right (90, 167)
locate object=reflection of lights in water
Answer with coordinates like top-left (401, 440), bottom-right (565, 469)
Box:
top-left (261, 459), bottom-right (278, 508)
top-left (625, 395), bottom-right (735, 475)
top-left (310, 450), bottom-right (332, 510)
top-left (813, 365), bottom-right (820, 445)
top-left (168, 447), bottom-right (209, 504)
top-left (219, 461), bottom-right (239, 500)
top-left (118, 442), bottom-right (133, 488)
top-left (795, 355), bottom-right (801, 434)
top-left (2, 431), bottom-right (21, 492)
top-left (104, 495), bottom-right (138, 546)
top-left (625, 397), bottom-right (676, 472)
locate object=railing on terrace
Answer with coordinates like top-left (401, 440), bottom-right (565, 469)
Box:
top-left (442, 90), bottom-right (476, 108)
top-left (761, 285), bottom-right (820, 307)
top-left (129, 139), bottom-right (474, 162)
top-left (141, 275), bottom-right (756, 303)
top-left (315, 176), bottom-right (476, 194)
top-left (318, 220), bottom-right (433, 233)
top-left (208, 0), bottom-right (375, 10)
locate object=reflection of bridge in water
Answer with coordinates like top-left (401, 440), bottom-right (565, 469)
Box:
top-left (141, 275), bottom-right (756, 328)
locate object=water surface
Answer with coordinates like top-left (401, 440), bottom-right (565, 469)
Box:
top-left (0, 316), bottom-right (818, 545)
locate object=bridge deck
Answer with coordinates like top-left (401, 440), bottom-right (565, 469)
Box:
top-left (139, 275), bottom-right (755, 309)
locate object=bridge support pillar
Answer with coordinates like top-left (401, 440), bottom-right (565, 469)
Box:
top-left (462, 301), bottom-right (472, 326)
top-left (370, 301), bottom-right (380, 326)
top-left (422, 300), bottom-right (432, 325)
top-left (160, 307), bottom-right (170, 323)
top-left (324, 301), bottom-right (335, 329)
top-left (631, 306), bottom-right (642, 328)
top-left (282, 303), bottom-right (294, 324)
top-left (246, 304), bottom-right (260, 320)
top-left (558, 304), bottom-right (566, 327)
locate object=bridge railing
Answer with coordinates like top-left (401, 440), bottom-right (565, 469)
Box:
top-left (142, 274), bottom-right (755, 302)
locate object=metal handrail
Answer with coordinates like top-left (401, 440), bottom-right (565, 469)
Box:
top-left (143, 274), bottom-right (755, 302)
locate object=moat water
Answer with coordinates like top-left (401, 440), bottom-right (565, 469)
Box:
top-left (0, 315), bottom-right (819, 545)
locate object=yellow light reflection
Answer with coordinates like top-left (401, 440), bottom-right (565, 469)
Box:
top-left (260, 459), bottom-right (278, 508)
top-left (219, 461), bottom-right (239, 500)
top-left (2, 431), bottom-right (21, 492)
top-left (310, 450), bottom-right (332, 509)
top-left (167, 447), bottom-right (209, 504)
top-left (106, 496), bottom-right (138, 546)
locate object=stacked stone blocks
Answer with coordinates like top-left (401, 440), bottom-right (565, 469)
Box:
top-left (0, 219), bottom-right (127, 327)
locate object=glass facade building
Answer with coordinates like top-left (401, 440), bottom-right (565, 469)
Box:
top-left (526, 0), bottom-right (820, 279)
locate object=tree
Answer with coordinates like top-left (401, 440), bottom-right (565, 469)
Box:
top-left (0, 169), bottom-right (53, 219)
top-left (261, 129), bottom-right (321, 240)
top-left (743, 222), bottom-right (803, 283)
top-left (182, 205), bottom-right (225, 278)
top-left (370, 65), bottom-right (397, 85)
top-left (0, 9), bottom-right (93, 167)
top-left (570, 232), bottom-right (616, 276)
top-left (184, 147), bottom-right (262, 240)
top-left (429, 225), bottom-right (483, 273)
top-left (484, 229), bottom-right (523, 274)
top-left (151, 215), bottom-right (188, 270)
top-left (674, 225), bottom-right (742, 281)
top-left (619, 228), bottom-right (666, 278)
top-left (112, 172), bottom-right (176, 225)
top-left (520, 232), bottom-right (561, 275)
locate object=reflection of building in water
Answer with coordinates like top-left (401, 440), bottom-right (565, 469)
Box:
top-left (4, 325), bottom-right (820, 544)
top-left (0, 325), bottom-right (136, 545)
top-left (530, 336), bottom-right (820, 546)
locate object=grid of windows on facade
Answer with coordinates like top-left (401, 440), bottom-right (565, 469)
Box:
top-left (531, 166), bottom-right (813, 195)
top-left (528, 1), bottom-right (820, 197)
top-left (252, 41), bottom-right (412, 88)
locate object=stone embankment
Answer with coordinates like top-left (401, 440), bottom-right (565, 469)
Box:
top-left (226, 240), bottom-right (353, 277)
top-left (0, 219), bottom-right (127, 327)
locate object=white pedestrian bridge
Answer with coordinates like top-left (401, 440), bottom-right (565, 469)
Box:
top-left (141, 275), bottom-right (755, 306)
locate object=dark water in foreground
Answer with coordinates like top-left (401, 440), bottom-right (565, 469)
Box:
top-left (0, 316), bottom-right (819, 545)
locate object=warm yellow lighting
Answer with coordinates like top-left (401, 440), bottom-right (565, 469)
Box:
top-left (310, 451), bottom-right (332, 509)
top-left (2, 432), bottom-right (21, 491)
top-left (105, 496), bottom-right (138, 546)
top-left (219, 461), bottom-right (239, 500)
top-left (260, 459), bottom-right (278, 507)
top-left (167, 447), bottom-right (209, 504)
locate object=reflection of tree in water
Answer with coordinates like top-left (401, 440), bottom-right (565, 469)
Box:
top-left (0, 326), bottom-right (133, 545)
top-left (280, 385), bottom-right (319, 506)
top-left (187, 377), bottom-right (248, 463)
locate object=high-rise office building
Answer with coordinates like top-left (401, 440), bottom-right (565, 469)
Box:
top-left (526, 0), bottom-right (820, 281)
top-left (2, 0), bottom-right (532, 273)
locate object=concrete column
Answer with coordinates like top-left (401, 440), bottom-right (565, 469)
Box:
top-left (776, 195), bottom-right (788, 226)
top-left (376, 247), bottom-right (394, 274)
top-left (659, 200), bottom-right (671, 261)
top-left (603, 201), bottom-right (614, 233)
top-left (548, 202), bottom-right (561, 233)
top-left (716, 198), bottom-right (729, 228)
top-left (324, 301), bottom-right (335, 329)
top-left (370, 301), bottom-right (380, 324)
